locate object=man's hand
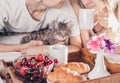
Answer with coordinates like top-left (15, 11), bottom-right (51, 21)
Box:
top-left (27, 40), bottom-right (43, 48)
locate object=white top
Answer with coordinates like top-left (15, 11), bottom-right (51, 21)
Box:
top-left (108, 13), bottom-right (120, 45)
top-left (0, 0), bottom-right (80, 44)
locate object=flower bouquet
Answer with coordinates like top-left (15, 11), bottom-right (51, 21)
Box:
top-left (87, 34), bottom-right (115, 53)
top-left (86, 33), bottom-right (120, 64)
top-left (87, 34), bottom-right (113, 79)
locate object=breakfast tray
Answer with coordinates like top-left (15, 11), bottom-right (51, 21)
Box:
top-left (1, 60), bottom-right (120, 83)
top-left (0, 49), bottom-right (120, 83)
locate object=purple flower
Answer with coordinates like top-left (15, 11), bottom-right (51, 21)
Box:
top-left (104, 39), bottom-right (115, 53)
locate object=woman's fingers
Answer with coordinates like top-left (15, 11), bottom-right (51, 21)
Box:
top-left (99, 19), bottom-right (108, 27)
top-left (97, 11), bottom-right (109, 27)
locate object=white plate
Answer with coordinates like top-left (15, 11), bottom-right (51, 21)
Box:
top-left (104, 53), bottom-right (120, 64)
top-left (0, 52), bottom-right (21, 62)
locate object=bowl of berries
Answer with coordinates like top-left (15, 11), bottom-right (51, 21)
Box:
top-left (13, 54), bottom-right (58, 83)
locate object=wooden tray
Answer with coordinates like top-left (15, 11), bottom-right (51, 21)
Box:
top-left (80, 73), bottom-right (120, 83)
top-left (1, 60), bottom-right (120, 83)
top-left (0, 49), bottom-right (120, 83)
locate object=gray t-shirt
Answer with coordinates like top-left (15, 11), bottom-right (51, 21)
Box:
top-left (0, 0), bottom-right (80, 44)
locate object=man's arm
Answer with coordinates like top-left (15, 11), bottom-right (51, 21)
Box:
top-left (0, 40), bottom-right (43, 52)
top-left (23, 35), bottom-right (82, 55)
top-left (0, 44), bottom-right (29, 52)
top-left (22, 44), bottom-right (81, 55)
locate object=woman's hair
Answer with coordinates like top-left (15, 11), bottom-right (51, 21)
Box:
top-left (77, 0), bottom-right (85, 8)
top-left (104, 0), bottom-right (120, 21)
top-left (118, 1), bottom-right (120, 21)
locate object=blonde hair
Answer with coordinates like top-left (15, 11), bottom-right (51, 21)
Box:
top-left (104, 0), bottom-right (120, 44)
top-left (103, 0), bottom-right (120, 21)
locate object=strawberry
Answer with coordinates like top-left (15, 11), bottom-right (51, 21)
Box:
top-left (36, 54), bottom-right (44, 62)
top-left (19, 66), bottom-right (28, 77)
top-left (16, 61), bottom-right (22, 68)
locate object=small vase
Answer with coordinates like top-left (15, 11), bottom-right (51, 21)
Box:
top-left (88, 48), bottom-right (110, 79)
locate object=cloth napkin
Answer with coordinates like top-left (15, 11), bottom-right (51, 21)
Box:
top-left (0, 52), bottom-right (21, 62)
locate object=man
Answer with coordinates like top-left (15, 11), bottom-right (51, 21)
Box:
top-left (0, 0), bottom-right (82, 54)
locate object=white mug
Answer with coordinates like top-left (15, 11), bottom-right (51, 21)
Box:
top-left (50, 45), bottom-right (68, 66)
top-left (79, 9), bottom-right (95, 29)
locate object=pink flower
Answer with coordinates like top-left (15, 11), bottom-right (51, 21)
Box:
top-left (87, 40), bottom-right (99, 52)
top-left (87, 34), bottom-right (106, 52)
top-left (96, 34), bottom-right (106, 48)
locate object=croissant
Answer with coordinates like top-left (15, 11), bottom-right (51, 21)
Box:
top-left (54, 62), bottom-right (90, 74)
top-left (47, 67), bottom-right (86, 83)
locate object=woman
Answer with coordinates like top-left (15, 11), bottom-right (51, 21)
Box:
top-left (0, 0), bottom-right (82, 53)
top-left (80, 0), bottom-right (120, 54)
top-left (70, 0), bottom-right (120, 48)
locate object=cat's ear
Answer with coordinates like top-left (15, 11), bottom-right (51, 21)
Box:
top-left (53, 20), bottom-right (58, 29)
top-left (49, 20), bottom-right (58, 29)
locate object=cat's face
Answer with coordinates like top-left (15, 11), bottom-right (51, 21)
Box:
top-left (48, 21), bottom-right (72, 44)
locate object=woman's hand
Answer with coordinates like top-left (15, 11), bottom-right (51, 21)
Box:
top-left (93, 9), bottom-right (110, 33)
top-left (96, 11), bottom-right (109, 28)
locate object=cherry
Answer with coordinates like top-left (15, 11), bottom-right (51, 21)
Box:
top-left (45, 56), bottom-right (49, 60)
top-left (48, 60), bottom-right (53, 65)
top-left (30, 57), bottom-right (37, 67)
top-left (54, 58), bottom-right (59, 63)
top-left (22, 58), bottom-right (27, 65)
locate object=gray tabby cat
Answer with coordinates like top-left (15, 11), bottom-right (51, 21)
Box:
top-left (20, 21), bottom-right (72, 45)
